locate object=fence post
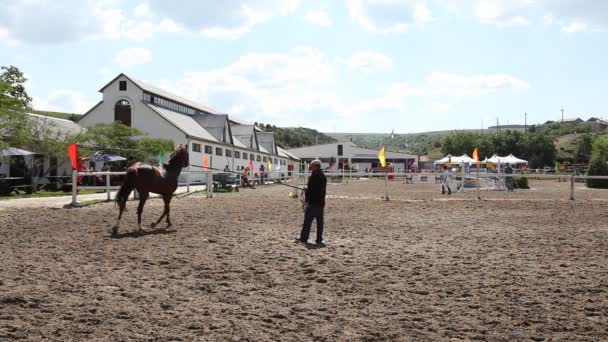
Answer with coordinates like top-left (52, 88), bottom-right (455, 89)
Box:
top-left (570, 174), bottom-right (575, 200)
top-left (186, 172), bottom-right (190, 193)
top-left (106, 173), bottom-right (111, 201)
top-left (71, 169), bottom-right (78, 206)
top-left (384, 172), bottom-right (389, 201)
top-left (206, 170), bottom-right (213, 198)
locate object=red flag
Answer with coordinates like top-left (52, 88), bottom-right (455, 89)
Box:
top-left (68, 142), bottom-right (78, 170)
top-left (249, 160), bottom-right (254, 171)
top-left (203, 155), bottom-right (209, 170)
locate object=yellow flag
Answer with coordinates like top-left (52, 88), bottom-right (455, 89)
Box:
top-left (472, 147), bottom-right (480, 163)
top-left (268, 159), bottom-right (272, 171)
top-left (378, 146), bottom-right (387, 168)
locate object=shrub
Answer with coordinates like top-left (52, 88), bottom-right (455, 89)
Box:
top-left (586, 157), bottom-right (608, 188)
top-left (514, 177), bottom-right (529, 189)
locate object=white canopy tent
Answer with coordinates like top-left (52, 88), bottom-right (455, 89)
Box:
top-left (435, 154), bottom-right (475, 165)
top-left (486, 154), bottom-right (528, 165)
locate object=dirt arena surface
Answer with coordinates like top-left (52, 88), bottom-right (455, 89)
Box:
top-left (1, 182), bottom-right (607, 341)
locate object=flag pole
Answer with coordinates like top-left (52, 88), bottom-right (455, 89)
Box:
top-left (385, 172), bottom-right (389, 201)
top-left (476, 161), bottom-right (480, 200)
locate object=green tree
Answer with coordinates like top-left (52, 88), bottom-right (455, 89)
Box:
top-left (586, 135), bottom-right (608, 188)
top-left (77, 122), bottom-right (174, 163)
top-left (575, 133), bottom-right (594, 163)
top-left (0, 65), bottom-right (32, 109)
top-left (0, 65), bottom-right (32, 149)
top-left (441, 132), bottom-right (480, 156)
top-left (525, 133), bottom-right (556, 169)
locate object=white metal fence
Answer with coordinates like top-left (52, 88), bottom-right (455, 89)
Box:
top-left (70, 169), bottom-right (297, 206)
top-left (295, 171), bottom-right (608, 201)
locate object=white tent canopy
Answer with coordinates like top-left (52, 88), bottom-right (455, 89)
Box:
top-left (435, 154), bottom-right (475, 165)
top-left (486, 154), bottom-right (528, 165)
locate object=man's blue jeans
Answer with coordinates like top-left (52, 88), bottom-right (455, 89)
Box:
top-left (300, 205), bottom-right (324, 243)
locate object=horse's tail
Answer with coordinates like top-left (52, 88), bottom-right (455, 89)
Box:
top-left (115, 169), bottom-right (136, 208)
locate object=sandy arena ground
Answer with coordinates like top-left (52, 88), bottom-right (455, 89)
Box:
top-left (1, 180), bottom-right (607, 341)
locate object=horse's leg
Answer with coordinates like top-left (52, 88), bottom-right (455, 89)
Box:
top-left (112, 196), bottom-right (127, 234)
top-left (164, 195), bottom-right (173, 228)
top-left (137, 191), bottom-right (149, 231)
top-left (150, 194), bottom-right (169, 229)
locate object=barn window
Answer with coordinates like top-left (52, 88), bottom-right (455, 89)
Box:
top-left (242, 152), bottom-right (248, 160)
top-left (215, 147), bottom-right (223, 156)
top-left (225, 150), bottom-right (232, 158)
top-left (119, 81), bottom-right (127, 91)
top-left (114, 100), bottom-right (131, 127)
top-left (192, 143), bottom-right (201, 152)
top-left (204, 145), bottom-right (212, 154)
top-left (234, 151), bottom-right (240, 159)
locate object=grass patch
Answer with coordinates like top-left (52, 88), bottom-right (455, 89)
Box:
top-left (0, 189), bottom-right (99, 200)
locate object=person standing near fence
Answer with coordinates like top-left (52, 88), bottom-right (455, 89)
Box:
top-left (297, 159), bottom-right (327, 245)
top-left (441, 166), bottom-right (452, 195)
top-left (241, 167), bottom-right (251, 188)
top-left (505, 163), bottom-right (514, 191)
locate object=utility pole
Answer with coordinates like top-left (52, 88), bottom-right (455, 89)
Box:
top-left (481, 119), bottom-right (484, 136)
top-left (496, 117), bottom-right (501, 134)
top-left (561, 106), bottom-right (565, 128)
top-left (315, 135), bottom-right (318, 145)
top-left (524, 112), bottom-right (527, 136)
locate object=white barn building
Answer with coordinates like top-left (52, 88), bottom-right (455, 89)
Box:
top-left (78, 74), bottom-right (299, 182)
top-left (287, 141), bottom-right (418, 172)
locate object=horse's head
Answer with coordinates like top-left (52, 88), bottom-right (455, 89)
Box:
top-left (169, 144), bottom-right (189, 169)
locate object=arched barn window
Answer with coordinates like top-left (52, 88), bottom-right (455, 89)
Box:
top-left (114, 100), bottom-right (132, 127)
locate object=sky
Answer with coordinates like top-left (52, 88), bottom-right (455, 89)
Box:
top-left (1, 0), bottom-right (607, 134)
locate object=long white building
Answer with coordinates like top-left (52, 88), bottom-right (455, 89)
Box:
top-left (287, 141), bottom-right (418, 172)
top-left (79, 73), bottom-right (299, 182)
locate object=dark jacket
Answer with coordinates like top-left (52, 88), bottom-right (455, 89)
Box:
top-left (306, 169), bottom-right (327, 207)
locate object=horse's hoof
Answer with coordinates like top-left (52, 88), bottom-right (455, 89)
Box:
top-left (150, 222), bottom-right (157, 229)
top-left (138, 224), bottom-right (146, 231)
top-left (112, 226), bottom-right (118, 234)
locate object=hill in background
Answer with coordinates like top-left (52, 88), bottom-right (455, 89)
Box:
top-left (327, 118), bottom-right (607, 159)
top-left (30, 109), bottom-right (81, 122)
top-left (254, 122), bottom-right (337, 149)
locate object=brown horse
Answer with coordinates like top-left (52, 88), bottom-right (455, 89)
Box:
top-left (112, 144), bottom-right (189, 234)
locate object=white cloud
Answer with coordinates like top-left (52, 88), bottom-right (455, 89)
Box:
top-left (431, 103), bottom-right (451, 111)
top-left (305, 9), bottom-right (332, 27)
top-left (0, 0), bottom-right (181, 44)
top-left (471, 0), bottom-right (532, 27)
top-left (134, 2), bottom-right (151, 17)
top-left (561, 21), bottom-right (588, 33)
top-left (33, 90), bottom-right (96, 114)
top-left (148, 46), bottom-right (338, 126)
top-left (449, 0), bottom-right (608, 32)
top-left (146, 0), bottom-right (302, 39)
top-left (347, 51), bottom-right (393, 73)
top-left (113, 47), bottom-right (153, 68)
top-left (149, 47), bottom-right (527, 129)
top-left (426, 72), bottom-right (529, 97)
top-left (346, 0), bottom-right (432, 33)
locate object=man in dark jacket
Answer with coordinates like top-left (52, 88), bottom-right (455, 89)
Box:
top-left (504, 163), bottom-right (514, 191)
top-left (298, 159), bottom-right (327, 245)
